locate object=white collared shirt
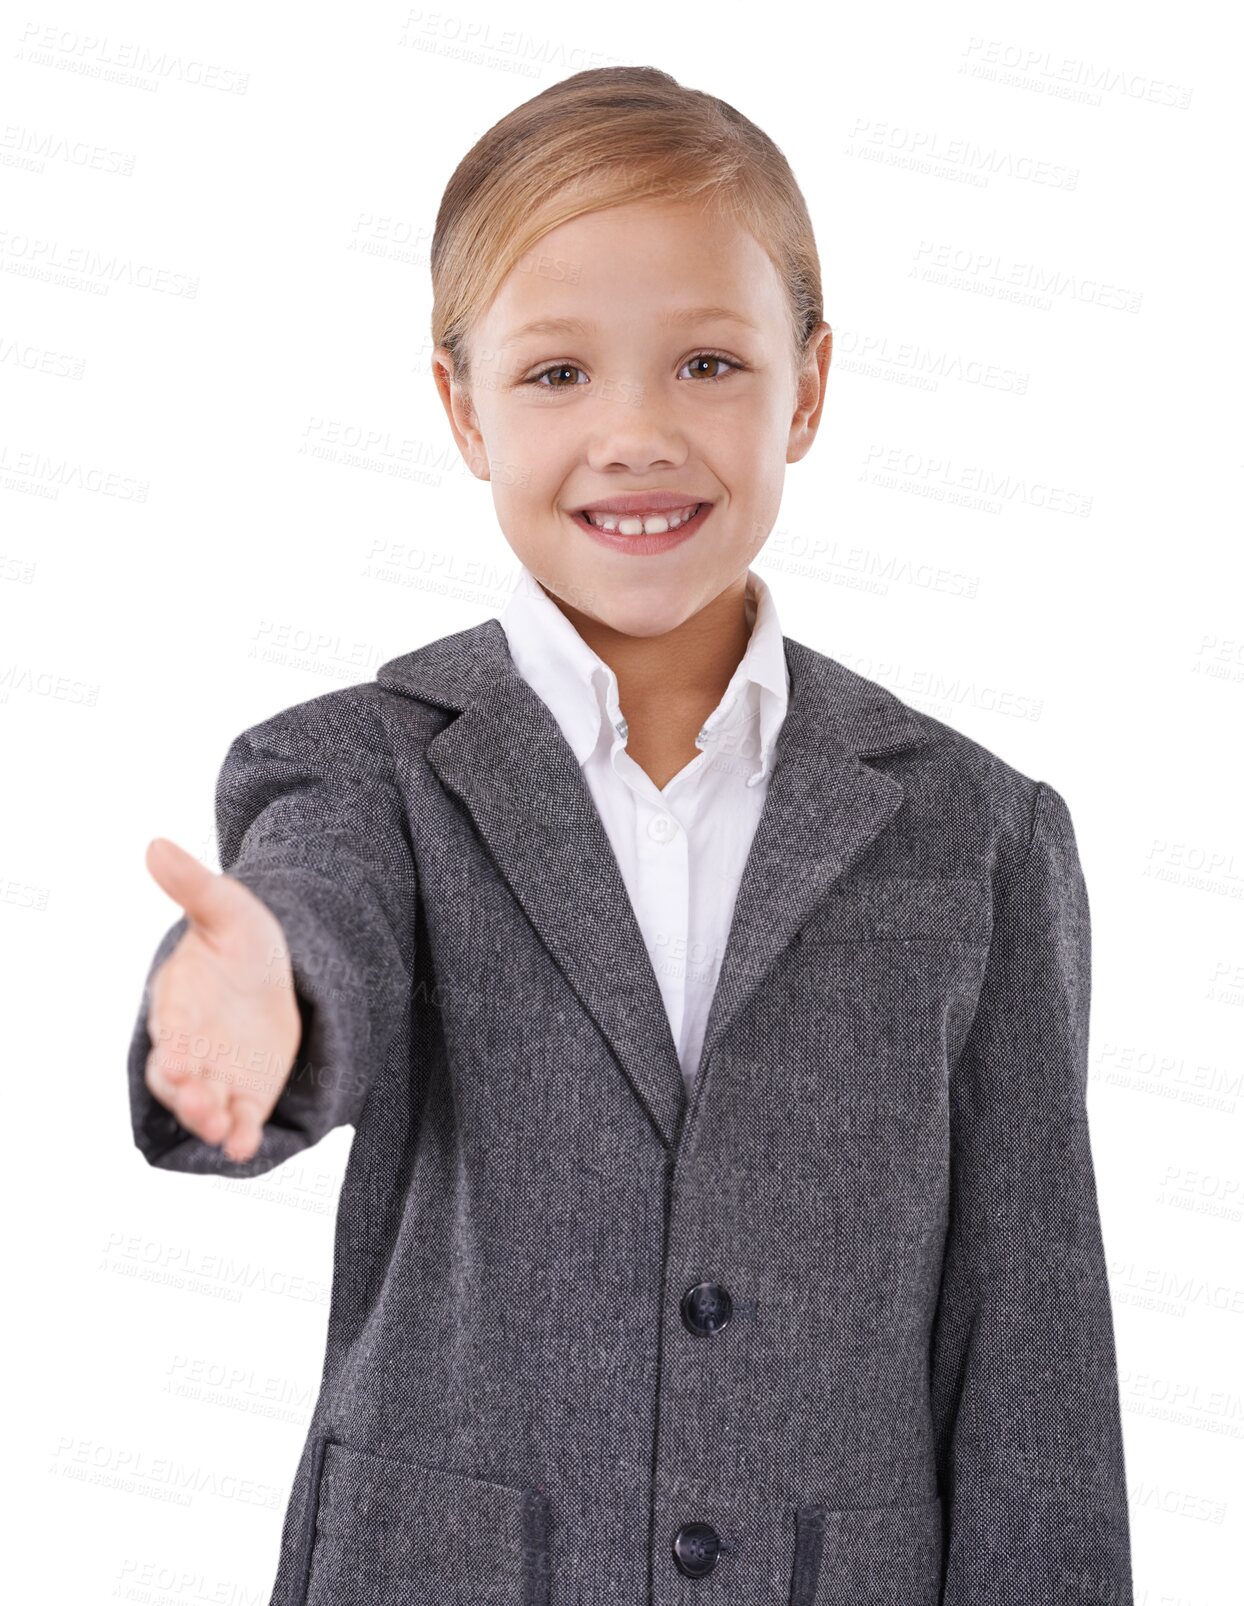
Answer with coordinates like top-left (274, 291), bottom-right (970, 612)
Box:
top-left (498, 564), bottom-right (791, 1095)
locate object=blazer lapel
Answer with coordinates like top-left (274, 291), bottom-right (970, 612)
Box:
top-left (376, 620), bottom-right (931, 1151)
top-left (380, 623), bottom-right (687, 1149)
top-left (687, 636), bottom-right (931, 1119)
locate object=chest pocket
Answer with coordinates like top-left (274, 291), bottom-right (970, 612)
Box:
top-left (795, 874), bottom-right (989, 946)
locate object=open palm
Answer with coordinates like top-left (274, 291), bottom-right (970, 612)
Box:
top-left (143, 837), bottom-right (303, 1163)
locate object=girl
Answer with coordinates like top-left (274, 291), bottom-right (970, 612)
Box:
top-left (129, 65), bottom-right (1134, 1606)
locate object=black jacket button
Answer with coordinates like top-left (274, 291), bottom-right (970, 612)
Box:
top-left (672, 1521), bottom-right (721, 1577)
top-left (681, 1281), bottom-right (733, 1336)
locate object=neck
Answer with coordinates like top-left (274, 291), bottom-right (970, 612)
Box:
top-left (546, 572), bottom-right (754, 790)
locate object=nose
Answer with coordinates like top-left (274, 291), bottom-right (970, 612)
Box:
top-left (581, 382), bottom-right (689, 475)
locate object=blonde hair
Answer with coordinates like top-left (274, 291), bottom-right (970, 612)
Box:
top-left (430, 65), bottom-right (823, 393)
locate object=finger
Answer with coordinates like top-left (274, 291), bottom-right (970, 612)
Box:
top-left (144, 1044), bottom-right (231, 1146)
top-left (145, 838), bottom-right (235, 935)
top-left (146, 1015), bottom-right (193, 1083)
top-left (221, 1099), bottom-right (267, 1164)
top-left (175, 1074), bottom-right (233, 1147)
top-left (179, 1080), bottom-right (232, 1146)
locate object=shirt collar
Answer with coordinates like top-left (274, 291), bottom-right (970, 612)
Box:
top-left (498, 563), bottom-right (790, 787)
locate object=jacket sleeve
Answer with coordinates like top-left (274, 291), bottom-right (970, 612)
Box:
top-left (126, 688), bottom-right (417, 1178)
top-left (929, 779), bottom-right (1134, 1604)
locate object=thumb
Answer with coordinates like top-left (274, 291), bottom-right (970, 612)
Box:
top-left (145, 837), bottom-right (234, 932)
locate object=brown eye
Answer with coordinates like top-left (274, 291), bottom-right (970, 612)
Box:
top-left (530, 363), bottom-right (586, 388)
top-left (680, 352), bottom-right (741, 382)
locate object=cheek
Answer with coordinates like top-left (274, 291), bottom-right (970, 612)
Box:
top-left (718, 434), bottom-right (784, 523)
top-left (483, 414), bottom-right (565, 506)
top-left (706, 392), bottom-right (791, 474)
top-left (492, 409), bottom-right (581, 488)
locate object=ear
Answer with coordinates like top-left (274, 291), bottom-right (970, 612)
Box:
top-left (787, 322), bottom-right (833, 466)
top-left (432, 344), bottom-right (490, 482)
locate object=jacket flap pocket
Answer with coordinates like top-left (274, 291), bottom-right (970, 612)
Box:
top-left (306, 1438), bottom-right (551, 1606)
top-left (797, 875), bottom-right (987, 944)
top-left (790, 1495), bottom-right (943, 1606)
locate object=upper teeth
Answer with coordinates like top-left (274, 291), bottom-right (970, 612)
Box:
top-left (583, 503), bottom-right (701, 535)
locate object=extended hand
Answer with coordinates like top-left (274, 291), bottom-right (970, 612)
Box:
top-left (142, 838), bottom-right (303, 1163)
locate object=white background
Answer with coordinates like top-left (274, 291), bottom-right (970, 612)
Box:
top-left (2, 1), bottom-right (1239, 1600)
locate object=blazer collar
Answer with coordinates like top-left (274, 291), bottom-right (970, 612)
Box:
top-left (497, 563), bottom-right (791, 788)
top-left (376, 618), bottom-right (932, 1152)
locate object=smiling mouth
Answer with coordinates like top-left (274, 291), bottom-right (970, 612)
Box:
top-left (574, 502), bottom-right (707, 535)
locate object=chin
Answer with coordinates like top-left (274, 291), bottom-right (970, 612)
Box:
top-left (602, 594), bottom-right (708, 638)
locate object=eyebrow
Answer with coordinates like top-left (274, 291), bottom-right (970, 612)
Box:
top-left (501, 305), bottom-right (759, 344)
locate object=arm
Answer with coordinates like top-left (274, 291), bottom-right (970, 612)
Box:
top-left (930, 780), bottom-right (1134, 1604)
top-left (127, 688), bottom-right (417, 1177)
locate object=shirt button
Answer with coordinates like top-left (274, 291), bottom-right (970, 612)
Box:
top-left (647, 813), bottom-right (679, 844)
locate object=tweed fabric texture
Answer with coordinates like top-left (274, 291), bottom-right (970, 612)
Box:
top-left (126, 618), bottom-right (1134, 1605)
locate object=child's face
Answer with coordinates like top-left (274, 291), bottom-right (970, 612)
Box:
top-left (435, 199), bottom-right (830, 637)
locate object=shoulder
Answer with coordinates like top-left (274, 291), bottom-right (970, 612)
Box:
top-left (224, 680), bottom-right (405, 781)
top-left (793, 637), bottom-right (1071, 896)
top-left (908, 703), bottom-right (1043, 837)
top-left (219, 619), bottom-right (494, 785)
top-left (228, 614), bottom-right (504, 756)
top-left (911, 706), bottom-right (1080, 897)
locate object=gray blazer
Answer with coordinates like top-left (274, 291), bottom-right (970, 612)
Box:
top-left (127, 618), bottom-right (1134, 1606)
